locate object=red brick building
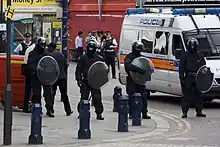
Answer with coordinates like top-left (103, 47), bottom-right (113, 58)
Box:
top-left (68, 0), bottom-right (136, 49)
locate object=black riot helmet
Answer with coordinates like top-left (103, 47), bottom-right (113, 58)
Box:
top-left (187, 37), bottom-right (199, 53)
top-left (86, 41), bottom-right (97, 56)
top-left (132, 41), bottom-right (144, 54)
top-left (36, 37), bottom-right (47, 50)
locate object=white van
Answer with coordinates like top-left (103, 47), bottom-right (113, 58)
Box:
top-left (118, 8), bottom-right (220, 101)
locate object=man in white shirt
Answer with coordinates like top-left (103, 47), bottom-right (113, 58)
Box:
top-left (14, 33), bottom-right (33, 55)
top-left (75, 31), bottom-right (83, 61)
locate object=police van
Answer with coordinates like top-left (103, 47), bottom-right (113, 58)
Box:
top-left (118, 8), bottom-right (220, 100)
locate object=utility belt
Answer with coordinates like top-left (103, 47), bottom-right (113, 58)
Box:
top-left (104, 49), bottom-right (115, 53)
top-left (186, 72), bottom-right (196, 77)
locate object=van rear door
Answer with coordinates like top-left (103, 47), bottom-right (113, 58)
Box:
top-left (149, 27), bottom-right (170, 94)
top-left (169, 30), bottom-right (185, 96)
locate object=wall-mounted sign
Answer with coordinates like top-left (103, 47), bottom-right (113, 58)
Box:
top-left (0, 23), bottom-right (6, 31)
top-left (3, 0), bottom-right (60, 13)
top-left (143, 0), bottom-right (220, 2)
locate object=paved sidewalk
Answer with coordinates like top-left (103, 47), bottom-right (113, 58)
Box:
top-left (0, 96), bottom-right (171, 147)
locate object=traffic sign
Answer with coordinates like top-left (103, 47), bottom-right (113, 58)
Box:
top-left (5, 6), bottom-right (15, 20)
top-left (0, 23), bottom-right (6, 31)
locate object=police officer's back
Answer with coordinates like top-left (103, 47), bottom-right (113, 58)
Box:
top-left (124, 41), bottom-right (151, 119)
top-left (75, 41), bottom-right (104, 120)
top-left (179, 37), bottom-right (206, 118)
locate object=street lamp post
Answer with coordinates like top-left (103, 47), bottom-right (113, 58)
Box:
top-left (139, 0), bottom-right (143, 8)
top-left (0, 0), bottom-right (3, 20)
top-left (3, 0), bottom-right (13, 145)
top-left (62, 0), bottom-right (68, 59)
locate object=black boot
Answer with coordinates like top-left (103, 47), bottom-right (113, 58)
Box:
top-left (142, 114), bottom-right (151, 119)
top-left (66, 110), bottom-right (73, 116)
top-left (182, 112), bottom-right (187, 118)
top-left (196, 113), bottom-right (206, 117)
top-left (96, 114), bottom-right (104, 120)
top-left (46, 111), bottom-right (55, 118)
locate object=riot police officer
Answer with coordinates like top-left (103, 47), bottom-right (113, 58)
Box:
top-left (75, 41), bottom-right (104, 120)
top-left (27, 37), bottom-right (53, 116)
top-left (124, 41), bottom-right (151, 119)
top-left (179, 37), bottom-right (206, 118)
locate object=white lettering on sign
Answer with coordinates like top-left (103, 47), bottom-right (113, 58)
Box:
top-left (139, 18), bottom-right (165, 26)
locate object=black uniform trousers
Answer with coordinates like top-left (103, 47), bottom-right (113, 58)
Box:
top-left (30, 77), bottom-right (54, 113)
top-left (52, 78), bottom-right (72, 113)
top-left (23, 75), bottom-right (32, 112)
top-left (76, 47), bottom-right (83, 61)
top-left (43, 85), bottom-right (54, 113)
top-left (77, 81), bottom-right (104, 115)
top-left (126, 77), bottom-right (148, 115)
top-left (181, 76), bottom-right (203, 114)
top-left (104, 52), bottom-right (116, 78)
top-left (31, 81), bottom-right (42, 104)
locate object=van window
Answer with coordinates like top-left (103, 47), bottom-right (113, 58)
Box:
top-left (120, 29), bottom-right (138, 51)
top-left (172, 34), bottom-right (184, 56)
top-left (141, 30), bottom-right (154, 53)
top-left (153, 31), bottom-right (169, 55)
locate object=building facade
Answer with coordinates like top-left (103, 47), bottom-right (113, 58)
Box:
top-left (3, 0), bottom-right (62, 49)
top-left (68, 0), bottom-right (136, 49)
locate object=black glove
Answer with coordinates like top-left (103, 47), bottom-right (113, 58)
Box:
top-left (77, 80), bottom-right (83, 88)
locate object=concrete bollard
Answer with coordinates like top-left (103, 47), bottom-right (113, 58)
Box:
top-left (113, 86), bottom-right (122, 112)
top-left (131, 93), bottom-right (142, 126)
top-left (117, 95), bottom-right (129, 132)
top-left (78, 100), bottom-right (91, 139)
top-left (28, 103), bottom-right (43, 144)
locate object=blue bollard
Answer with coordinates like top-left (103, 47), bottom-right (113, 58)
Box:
top-left (131, 93), bottom-right (142, 126)
top-left (78, 100), bottom-right (91, 139)
top-left (28, 103), bottom-right (43, 144)
top-left (117, 95), bottom-right (129, 132)
top-left (113, 86), bottom-right (122, 112)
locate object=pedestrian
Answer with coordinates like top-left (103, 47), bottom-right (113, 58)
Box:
top-left (124, 41), bottom-right (151, 119)
top-left (27, 37), bottom-right (52, 116)
top-left (75, 41), bottom-right (104, 120)
top-left (47, 42), bottom-right (73, 117)
top-left (102, 31), bottom-right (118, 79)
top-left (85, 31), bottom-right (92, 43)
top-left (14, 33), bottom-right (33, 55)
top-left (22, 37), bottom-right (38, 113)
top-left (179, 37), bottom-right (206, 118)
top-left (75, 31), bottom-right (83, 61)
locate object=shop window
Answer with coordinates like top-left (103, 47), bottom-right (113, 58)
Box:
top-left (141, 30), bottom-right (154, 53)
top-left (153, 31), bottom-right (169, 55)
top-left (172, 34), bottom-right (184, 56)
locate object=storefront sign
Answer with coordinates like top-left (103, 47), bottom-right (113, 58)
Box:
top-left (3, 0), bottom-right (59, 12)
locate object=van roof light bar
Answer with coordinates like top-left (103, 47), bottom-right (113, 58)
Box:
top-left (125, 8), bottom-right (220, 15)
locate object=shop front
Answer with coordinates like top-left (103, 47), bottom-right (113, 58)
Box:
top-left (3, 0), bottom-right (62, 50)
